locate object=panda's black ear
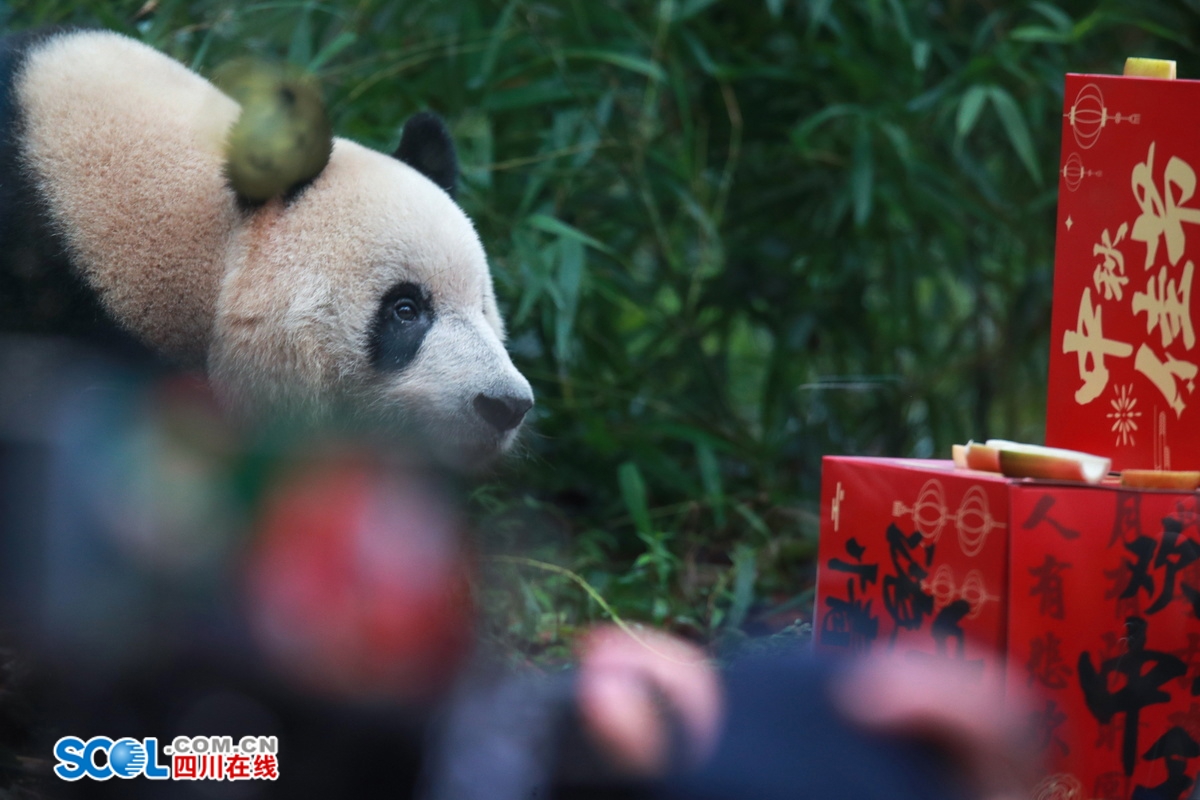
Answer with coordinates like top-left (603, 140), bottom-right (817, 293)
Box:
top-left (394, 111), bottom-right (458, 199)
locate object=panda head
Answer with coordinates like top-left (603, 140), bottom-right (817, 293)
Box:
top-left (7, 31), bottom-right (531, 469)
top-left (208, 112), bottom-right (533, 469)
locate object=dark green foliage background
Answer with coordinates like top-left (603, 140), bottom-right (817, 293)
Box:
top-left (2, 0), bottom-right (1198, 655)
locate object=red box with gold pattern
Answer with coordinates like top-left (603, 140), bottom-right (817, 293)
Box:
top-left (1046, 73), bottom-right (1200, 470)
top-left (815, 456), bottom-right (1200, 800)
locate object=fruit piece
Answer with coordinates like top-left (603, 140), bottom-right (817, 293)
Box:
top-left (1123, 58), bottom-right (1177, 79)
top-left (215, 59), bottom-right (333, 202)
top-left (987, 439), bottom-right (1111, 484)
top-left (963, 441), bottom-right (1001, 473)
top-left (951, 444), bottom-right (967, 469)
top-left (1120, 470), bottom-right (1200, 490)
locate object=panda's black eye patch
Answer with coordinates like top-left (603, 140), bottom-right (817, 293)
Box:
top-left (368, 282), bottom-right (434, 373)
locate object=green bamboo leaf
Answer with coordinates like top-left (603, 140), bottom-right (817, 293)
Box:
top-left (695, 440), bottom-right (726, 528)
top-left (1071, 10), bottom-right (1103, 39)
top-left (571, 91), bottom-right (612, 169)
top-left (309, 31), bottom-right (356, 71)
top-left (676, 0), bottom-right (722, 21)
top-left (850, 122), bottom-right (874, 226)
top-left (792, 104), bottom-right (860, 147)
top-left (884, 0), bottom-right (912, 44)
top-left (806, 0), bottom-right (834, 35)
top-left (563, 49), bottom-right (667, 81)
top-left (727, 316), bottom-right (773, 427)
top-left (554, 236), bottom-right (584, 366)
top-left (1029, 1), bottom-right (1073, 31)
top-left (1009, 25), bottom-right (1073, 44)
top-left (733, 502), bottom-right (772, 540)
top-left (726, 544), bottom-right (758, 632)
top-left (681, 29), bottom-right (721, 76)
top-left (512, 233), bottom-right (550, 326)
top-left (469, 0), bottom-right (519, 89)
top-left (287, 3), bottom-right (313, 66)
top-left (482, 81), bottom-right (574, 111)
top-left (879, 121), bottom-right (913, 169)
top-left (189, 27), bottom-right (217, 71)
top-left (526, 214), bottom-right (615, 256)
top-left (955, 85), bottom-right (989, 140)
top-left (618, 461), bottom-right (653, 536)
top-left (988, 86), bottom-right (1042, 184)
top-left (911, 39), bottom-right (930, 71)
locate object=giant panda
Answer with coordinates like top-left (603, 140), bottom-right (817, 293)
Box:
top-left (0, 28), bottom-right (533, 468)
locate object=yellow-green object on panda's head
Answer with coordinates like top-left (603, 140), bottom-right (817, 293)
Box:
top-left (214, 59), bottom-right (333, 203)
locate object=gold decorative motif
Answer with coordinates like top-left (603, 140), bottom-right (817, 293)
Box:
top-left (1066, 83), bottom-right (1139, 150)
top-left (892, 480), bottom-right (1006, 558)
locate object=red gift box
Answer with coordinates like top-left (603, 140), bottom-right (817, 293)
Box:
top-left (815, 456), bottom-right (1200, 800)
top-left (1046, 73), bottom-right (1200, 470)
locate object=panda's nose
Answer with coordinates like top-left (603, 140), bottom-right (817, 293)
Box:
top-left (474, 393), bottom-right (533, 433)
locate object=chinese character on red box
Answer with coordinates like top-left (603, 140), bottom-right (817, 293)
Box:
top-left (815, 456), bottom-right (1200, 800)
top-left (1047, 73), bottom-right (1200, 470)
top-left (816, 457), bottom-right (1011, 687)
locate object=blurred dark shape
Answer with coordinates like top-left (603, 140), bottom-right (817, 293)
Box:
top-left (658, 652), bottom-right (976, 800)
top-left (0, 338), bottom-right (1035, 800)
top-left (0, 335), bottom-right (474, 798)
top-left (417, 636), bottom-right (1031, 800)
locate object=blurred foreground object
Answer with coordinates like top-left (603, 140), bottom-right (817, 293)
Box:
top-left (420, 622), bottom-right (1034, 800)
top-left (575, 625), bottom-right (721, 776)
top-left (0, 336), bottom-right (475, 797)
top-left (245, 448), bottom-right (474, 701)
top-left (831, 654), bottom-right (1038, 800)
top-left (574, 626), bottom-right (1034, 800)
top-left (0, 338), bottom-right (1032, 799)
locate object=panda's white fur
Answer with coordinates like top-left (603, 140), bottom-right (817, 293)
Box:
top-left (5, 30), bottom-right (533, 467)
top-left (17, 31), bottom-right (237, 361)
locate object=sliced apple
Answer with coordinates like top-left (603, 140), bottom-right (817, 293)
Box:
top-left (1123, 58), bottom-right (1177, 79)
top-left (1120, 470), bottom-right (1200, 490)
top-left (986, 439), bottom-right (1111, 484)
top-left (951, 444), bottom-right (967, 469)
top-left (963, 441), bottom-right (1001, 473)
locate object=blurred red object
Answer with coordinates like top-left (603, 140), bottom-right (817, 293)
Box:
top-left (244, 449), bottom-right (474, 702)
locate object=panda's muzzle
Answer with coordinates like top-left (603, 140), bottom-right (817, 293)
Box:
top-left (473, 393), bottom-right (533, 433)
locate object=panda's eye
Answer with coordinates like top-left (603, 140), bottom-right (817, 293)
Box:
top-left (369, 282), bottom-right (435, 373)
top-left (393, 297), bottom-right (420, 323)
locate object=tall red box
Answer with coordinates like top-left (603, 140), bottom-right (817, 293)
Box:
top-left (816, 66), bottom-right (1200, 799)
top-left (816, 457), bottom-right (1200, 800)
top-left (1047, 73), bottom-right (1200, 470)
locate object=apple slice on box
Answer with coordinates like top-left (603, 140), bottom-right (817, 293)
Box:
top-left (1120, 470), bottom-right (1200, 490)
top-left (985, 439), bottom-right (1111, 484)
top-left (964, 441), bottom-right (1001, 473)
top-left (951, 441), bottom-right (1002, 472)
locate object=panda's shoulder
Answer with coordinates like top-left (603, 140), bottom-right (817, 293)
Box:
top-left (0, 27), bottom-right (148, 351)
